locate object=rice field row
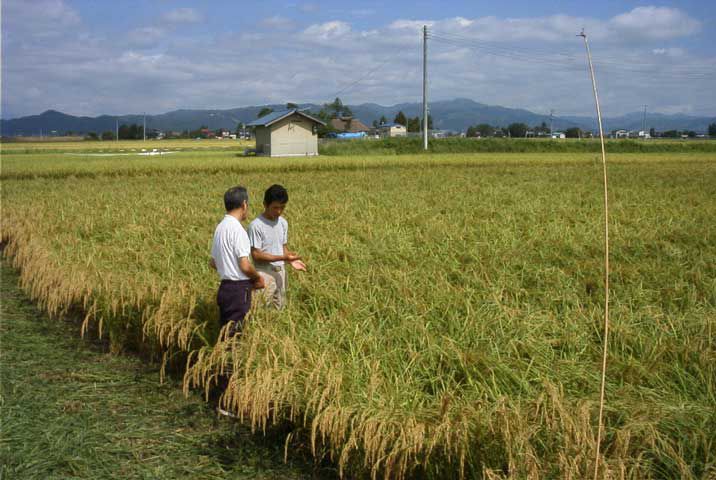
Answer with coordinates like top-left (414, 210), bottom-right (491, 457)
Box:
top-left (0, 138), bottom-right (253, 155)
top-left (2, 150), bottom-right (715, 478)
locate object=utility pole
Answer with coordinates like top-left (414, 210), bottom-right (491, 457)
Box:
top-left (642, 104), bottom-right (647, 139)
top-left (549, 109), bottom-right (554, 138)
top-left (143, 113), bottom-right (146, 141)
top-left (422, 25), bottom-right (428, 151)
top-left (116, 119), bottom-right (119, 142)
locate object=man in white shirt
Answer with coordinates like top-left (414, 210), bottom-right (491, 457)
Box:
top-left (248, 184), bottom-right (306, 310)
top-left (210, 186), bottom-right (265, 337)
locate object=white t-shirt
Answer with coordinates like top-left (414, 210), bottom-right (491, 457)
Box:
top-left (248, 214), bottom-right (288, 267)
top-left (211, 215), bottom-right (251, 281)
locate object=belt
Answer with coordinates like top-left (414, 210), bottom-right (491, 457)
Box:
top-left (220, 278), bottom-right (252, 285)
top-left (259, 264), bottom-right (284, 272)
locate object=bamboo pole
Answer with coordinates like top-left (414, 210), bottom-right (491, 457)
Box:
top-left (578, 29), bottom-right (610, 480)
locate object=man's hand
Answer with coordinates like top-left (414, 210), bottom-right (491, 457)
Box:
top-left (209, 258), bottom-right (217, 270)
top-left (290, 259), bottom-right (307, 272)
top-left (252, 275), bottom-right (266, 290)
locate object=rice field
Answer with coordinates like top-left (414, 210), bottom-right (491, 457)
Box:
top-left (0, 138), bottom-right (253, 155)
top-left (2, 145), bottom-right (715, 479)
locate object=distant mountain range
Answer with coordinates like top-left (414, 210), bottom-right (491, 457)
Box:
top-left (2, 98), bottom-right (714, 136)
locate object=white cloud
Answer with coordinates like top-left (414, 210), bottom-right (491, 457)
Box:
top-left (389, 19), bottom-right (435, 30)
top-left (161, 8), bottom-right (203, 25)
top-left (302, 21), bottom-right (351, 41)
top-left (652, 47), bottom-right (685, 57)
top-left (610, 7), bottom-right (701, 40)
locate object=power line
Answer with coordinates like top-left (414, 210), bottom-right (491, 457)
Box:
top-left (428, 33), bottom-right (716, 79)
top-left (328, 56), bottom-right (395, 101)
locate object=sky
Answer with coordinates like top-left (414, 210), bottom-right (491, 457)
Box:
top-left (2, 0), bottom-right (715, 119)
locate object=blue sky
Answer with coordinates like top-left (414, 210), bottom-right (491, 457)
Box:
top-left (2, 0), bottom-right (715, 119)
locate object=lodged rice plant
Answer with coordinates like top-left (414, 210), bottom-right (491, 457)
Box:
top-left (2, 150), bottom-right (715, 478)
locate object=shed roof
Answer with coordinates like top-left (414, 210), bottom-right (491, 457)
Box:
top-left (379, 122), bottom-right (405, 128)
top-left (330, 117), bottom-right (371, 133)
top-left (246, 109), bottom-right (325, 127)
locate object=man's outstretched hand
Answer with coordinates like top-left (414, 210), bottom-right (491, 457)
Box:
top-left (290, 259), bottom-right (307, 272)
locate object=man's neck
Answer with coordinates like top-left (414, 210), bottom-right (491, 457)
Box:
top-left (261, 212), bottom-right (278, 222)
top-left (228, 210), bottom-right (243, 221)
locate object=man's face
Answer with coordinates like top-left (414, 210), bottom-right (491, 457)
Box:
top-left (264, 201), bottom-right (286, 221)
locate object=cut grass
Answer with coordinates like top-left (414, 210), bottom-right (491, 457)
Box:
top-left (0, 260), bottom-right (336, 480)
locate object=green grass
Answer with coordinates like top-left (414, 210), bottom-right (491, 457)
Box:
top-left (0, 260), bottom-right (335, 480)
top-left (319, 136), bottom-right (716, 155)
top-left (2, 152), bottom-right (715, 478)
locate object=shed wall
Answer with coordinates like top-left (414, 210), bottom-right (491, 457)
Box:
top-left (268, 115), bottom-right (319, 157)
top-left (255, 126), bottom-right (271, 154)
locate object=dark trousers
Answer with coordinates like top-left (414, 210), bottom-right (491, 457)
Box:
top-left (216, 279), bottom-right (253, 337)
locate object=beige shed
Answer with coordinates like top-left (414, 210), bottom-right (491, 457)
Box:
top-left (247, 109), bottom-right (325, 157)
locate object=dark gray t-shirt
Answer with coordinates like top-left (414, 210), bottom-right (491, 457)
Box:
top-left (248, 215), bottom-right (288, 267)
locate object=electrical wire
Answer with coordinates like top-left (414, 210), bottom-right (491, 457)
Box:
top-left (429, 32), bottom-right (716, 80)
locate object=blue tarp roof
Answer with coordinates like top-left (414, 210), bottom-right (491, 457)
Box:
top-left (246, 109), bottom-right (325, 127)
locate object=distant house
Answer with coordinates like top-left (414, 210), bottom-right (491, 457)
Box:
top-left (551, 132), bottom-right (566, 139)
top-left (431, 130), bottom-right (449, 138)
top-left (330, 116), bottom-right (371, 133)
top-left (246, 109), bottom-right (325, 157)
top-left (614, 130), bottom-right (629, 139)
top-left (378, 122), bottom-right (406, 137)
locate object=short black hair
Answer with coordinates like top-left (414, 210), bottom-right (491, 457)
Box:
top-left (224, 186), bottom-right (249, 211)
top-left (263, 184), bottom-right (288, 205)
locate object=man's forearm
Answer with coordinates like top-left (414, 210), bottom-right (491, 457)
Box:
top-left (239, 257), bottom-right (261, 280)
top-left (251, 248), bottom-right (287, 263)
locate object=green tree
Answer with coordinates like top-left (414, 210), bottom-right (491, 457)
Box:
top-left (565, 127), bottom-right (582, 138)
top-left (534, 122), bottom-right (549, 135)
top-left (85, 132), bottom-right (99, 140)
top-left (394, 111), bottom-right (407, 126)
top-left (379, 115), bottom-right (387, 125)
top-left (312, 108), bottom-right (339, 137)
top-left (257, 107), bottom-right (273, 118)
top-left (466, 126), bottom-right (478, 137)
top-left (649, 127), bottom-right (656, 138)
top-left (407, 117), bottom-right (421, 133)
top-left (286, 102), bottom-right (298, 109)
top-left (118, 124), bottom-right (142, 140)
top-left (508, 122), bottom-right (529, 138)
top-left (321, 97), bottom-right (351, 119)
top-left (476, 124), bottom-right (493, 137)
top-left (708, 123), bottom-right (716, 137)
